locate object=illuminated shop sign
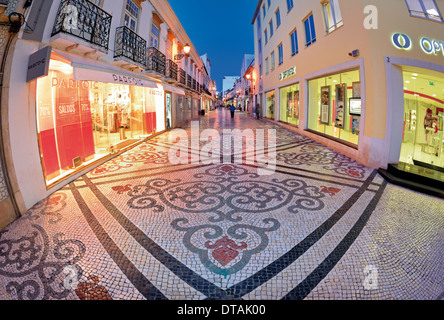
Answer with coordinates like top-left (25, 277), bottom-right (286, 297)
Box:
top-left (392, 33), bottom-right (444, 57)
top-left (279, 67), bottom-right (296, 81)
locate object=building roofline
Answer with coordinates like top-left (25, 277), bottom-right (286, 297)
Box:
top-left (251, 0), bottom-right (263, 25)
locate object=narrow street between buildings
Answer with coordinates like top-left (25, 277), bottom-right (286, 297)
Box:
top-left (0, 108), bottom-right (442, 300)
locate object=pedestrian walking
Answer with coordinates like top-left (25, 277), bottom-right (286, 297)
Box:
top-left (255, 103), bottom-right (261, 119)
top-left (230, 104), bottom-right (236, 119)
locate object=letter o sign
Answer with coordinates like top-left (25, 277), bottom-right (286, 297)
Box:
top-left (392, 33), bottom-right (412, 50)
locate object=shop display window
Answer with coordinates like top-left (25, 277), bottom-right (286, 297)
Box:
top-left (307, 69), bottom-right (361, 146)
top-left (400, 69), bottom-right (444, 170)
top-left (36, 57), bottom-right (165, 185)
top-left (279, 83), bottom-right (300, 126)
top-left (266, 90), bottom-right (275, 119)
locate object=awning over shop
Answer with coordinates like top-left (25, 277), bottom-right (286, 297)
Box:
top-left (51, 48), bottom-right (162, 89)
top-left (162, 84), bottom-right (186, 95)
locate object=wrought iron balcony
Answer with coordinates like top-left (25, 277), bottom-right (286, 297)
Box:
top-left (166, 59), bottom-right (178, 81)
top-left (147, 47), bottom-right (166, 76)
top-left (114, 26), bottom-right (147, 67)
top-left (51, 0), bottom-right (112, 51)
top-left (187, 74), bottom-right (192, 88)
top-left (179, 69), bottom-right (186, 85)
top-left (192, 79), bottom-right (197, 91)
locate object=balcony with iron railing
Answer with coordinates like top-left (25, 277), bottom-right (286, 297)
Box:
top-left (51, 0), bottom-right (112, 54)
top-left (114, 26), bottom-right (147, 68)
top-left (165, 59), bottom-right (178, 82)
top-left (146, 47), bottom-right (166, 77)
top-left (179, 69), bottom-right (186, 86)
top-left (192, 79), bottom-right (197, 91)
top-left (187, 74), bottom-right (192, 88)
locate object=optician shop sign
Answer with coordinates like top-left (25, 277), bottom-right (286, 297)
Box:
top-left (392, 33), bottom-right (444, 57)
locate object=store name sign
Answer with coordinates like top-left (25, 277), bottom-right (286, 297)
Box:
top-left (279, 67), bottom-right (296, 81)
top-left (392, 33), bottom-right (444, 57)
top-left (27, 46), bottom-right (52, 82)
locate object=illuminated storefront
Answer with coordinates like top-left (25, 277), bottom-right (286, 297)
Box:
top-left (36, 55), bottom-right (165, 185)
top-left (307, 69), bottom-right (361, 147)
top-left (265, 90), bottom-right (275, 119)
top-left (279, 83), bottom-right (300, 127)
top-left (400, 67), bottom-right (444, 171)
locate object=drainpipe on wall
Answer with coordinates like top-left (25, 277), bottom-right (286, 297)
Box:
top-left (0, 11), bottom-right (27, 219)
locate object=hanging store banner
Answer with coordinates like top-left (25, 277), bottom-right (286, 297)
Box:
top-left (27, 46), bottom-right (52, 82)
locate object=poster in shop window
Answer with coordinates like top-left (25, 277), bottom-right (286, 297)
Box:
top-left (294, 91), bottom-right (300, 118)
top-left (320, 86), bottom-right (330, 125)
top-left (287, 91), bottom-right (293, 118)
top-left (335, 84), bottom-right (346, 128)
top-left (53, 71), bottom-right (84, 170)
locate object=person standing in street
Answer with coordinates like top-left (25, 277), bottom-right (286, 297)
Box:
top-left (230, 104), bottom-right (236, 119)
top-left (255, 103), bottom-right (261, 119)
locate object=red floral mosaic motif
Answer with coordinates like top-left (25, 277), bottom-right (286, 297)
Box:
top-left (205, 236), bottom-right (247, 266)
top-left (75, 275), bottom-right (112, 301)
top-left (219, 165), bottom-right (235, 173)
top-left (320, 186), bottom-right (341, 197)
top-left (112, 184), bottom-right (132, 194)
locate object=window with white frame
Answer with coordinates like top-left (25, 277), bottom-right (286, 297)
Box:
top-left (278, 43), bottom-right (283, 65)
top-left (124, 0), bottom-right (139, 32)
top-left (286, 0), bottom-right (294, 12)
top-left (276, 8), bottom-right (281, 28)
top-left (150, 24), bottom-right (160, 49)
top-left (304, 13), bottom-right (317, 47)
top-left (271, 51), bottom-right (275, 71)
top-left (405, 0), bottom-right (443, 22)
top-left (290, 29), bottom-right (299, 56)
top-left (322, 0), bottom-right (343, 33)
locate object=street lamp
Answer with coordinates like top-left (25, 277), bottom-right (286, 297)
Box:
top-left (174, 43), bottom-right (191, 61)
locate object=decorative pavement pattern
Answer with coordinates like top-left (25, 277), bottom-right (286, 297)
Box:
top-left (0, 109), bottom-right (443, 300)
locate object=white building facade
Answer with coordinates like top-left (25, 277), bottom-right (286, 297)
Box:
top-left (0, 0), bottom-right (216, 228)
top-left (252, 0), bottom-right (444, 191)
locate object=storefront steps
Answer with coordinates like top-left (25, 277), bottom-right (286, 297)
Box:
top-left (378, 163), bottom-right (444, 199)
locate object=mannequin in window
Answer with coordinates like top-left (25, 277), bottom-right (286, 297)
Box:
top-left (424, 108), bottom-right (438, 145)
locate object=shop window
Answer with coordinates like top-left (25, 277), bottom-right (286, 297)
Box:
top-left (304, 14), bottom-right (317, 47)
top-left (124, 0), bottom-right (139, 32)
top-left (400, 69), bottom-right (444, 170)
top-left (290, 29), bottom-right (299, 56)
top-left (276, 8), bottom-right (281, 28)
top-left (307, 69), bottom-right (361, 146)
top-left (279, 83), bottom-right (300, 127)
top-left (322, 0), bottom-right (344, 33)
top-left (36, 57), bottom-right (164, 186)
top-left (405, 0), bottom-right (443, 22)
top-left (278, 43), bottom-right (284, 65)
top-left (287, 0), bottom-right (294, 13)
top-left (266, 90), bottom-right (276, 119)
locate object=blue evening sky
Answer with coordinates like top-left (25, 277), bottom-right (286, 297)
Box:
top-left (168, 0), bottom-right (257, 91)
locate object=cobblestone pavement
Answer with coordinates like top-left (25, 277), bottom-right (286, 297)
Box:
top-left (0, 109), bottom-right (442, 301)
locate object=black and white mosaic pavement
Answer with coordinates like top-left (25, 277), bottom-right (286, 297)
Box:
top-left (0, 109), bottom-right (442, 300)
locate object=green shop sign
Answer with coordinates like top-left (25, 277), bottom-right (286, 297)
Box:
top-left (279, 67), bottom-right (296, 81)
